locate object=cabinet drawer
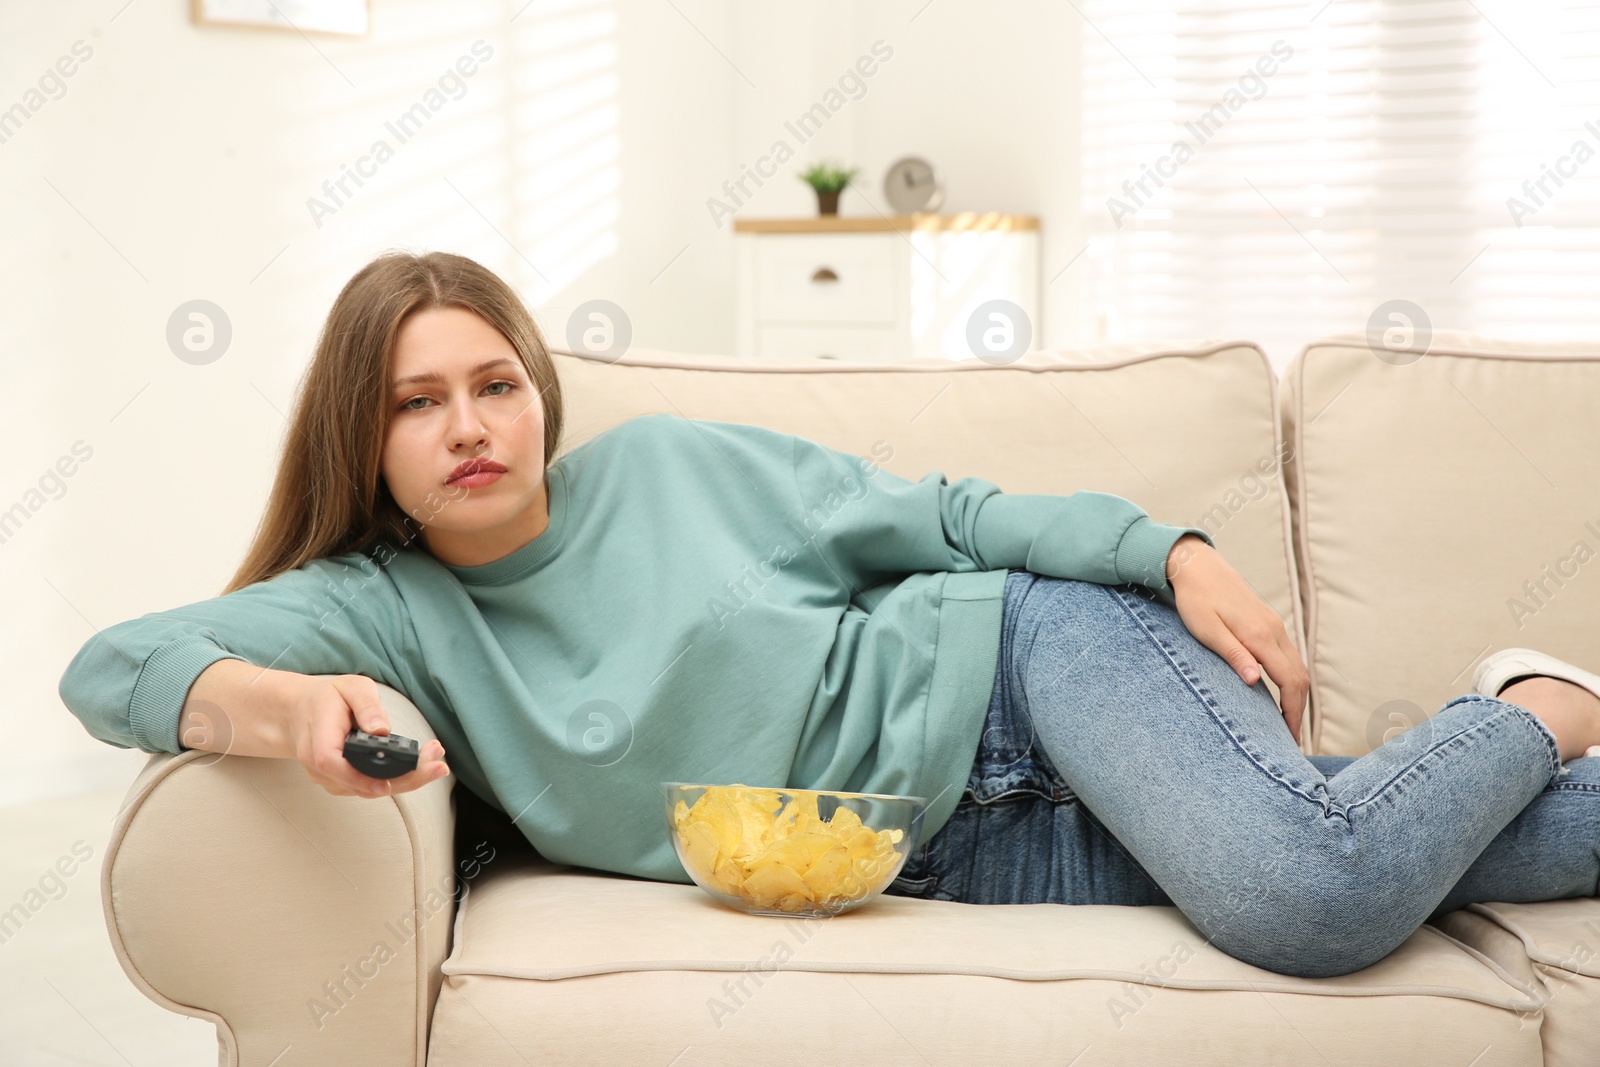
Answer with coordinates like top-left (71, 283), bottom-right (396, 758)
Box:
top-left (757, 325), bottom-right (897, 362)
top-left (754, 235), bottom-right (896, 325)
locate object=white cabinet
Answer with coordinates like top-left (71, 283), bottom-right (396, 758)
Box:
top-left (734, 213), bottom-right (1040, 362)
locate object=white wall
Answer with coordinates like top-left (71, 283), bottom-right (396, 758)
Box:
top-left (4, 0), bottom-right (1089, 806)
top-left (725, 1), bottom-right (1085, 346)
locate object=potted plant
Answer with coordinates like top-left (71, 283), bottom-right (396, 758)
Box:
top-left (798, 161), bottom-right (862, 216)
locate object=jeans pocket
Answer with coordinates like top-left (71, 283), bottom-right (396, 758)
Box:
top-left (884, 871), bottom-right (938, 898)
top-left (885, 840), bottom-right (939, 898)
top-left (884, 800), bottom-right (974, 899)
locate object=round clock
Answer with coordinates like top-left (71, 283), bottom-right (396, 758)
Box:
top-left (884, 155), bottom-right (945, 213)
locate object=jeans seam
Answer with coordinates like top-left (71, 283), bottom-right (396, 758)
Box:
top-left (967, 784), bottom-right (1071, 806)
top-left (1011, 572), bottom-right (1044, 701)
top-left (1331, 698), bottom-right (1559, 817)
top-left (1105, 582), bottom-right (1343, 817)
top-left (1113, 584), bottom-right (1566, 817)
top-left (1002, 574), bottom-right (1075, 802)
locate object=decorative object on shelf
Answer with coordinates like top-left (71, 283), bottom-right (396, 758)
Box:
top-left (798, 161), bottom-right (863, 217)
top-left (884, 155), bottom-right (945, 213)
top-left (733, 213), bottom-right (1040, 362)
top-left (191, 0), bottom-right (370, 36)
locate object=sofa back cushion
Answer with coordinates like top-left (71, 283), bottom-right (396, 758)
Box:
top-left (549, 342), bottom-right (1307, 733)
top-left (1280, 330), bottom-right (1600, 755)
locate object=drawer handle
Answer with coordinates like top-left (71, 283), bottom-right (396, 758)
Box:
top-left (811, 267), bottom-right (839, 283)
top-left (817, 352), bottom-right (840, 360)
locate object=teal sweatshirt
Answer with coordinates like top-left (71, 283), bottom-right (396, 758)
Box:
top-left (59, 413), bottom-right (1213, 884)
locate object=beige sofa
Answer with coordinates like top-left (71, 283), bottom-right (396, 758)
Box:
top-left (98, 333), bottom-right (1600, 1065)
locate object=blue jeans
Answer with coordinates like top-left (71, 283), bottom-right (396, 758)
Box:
top-left (885, 569), bottom-right (1600, 979)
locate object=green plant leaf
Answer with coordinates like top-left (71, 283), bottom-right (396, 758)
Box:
top-left (798, 161), bottom-right (863, 192)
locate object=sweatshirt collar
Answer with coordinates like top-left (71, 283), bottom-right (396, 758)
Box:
top-left (439, 462), bottom-right (568, 586)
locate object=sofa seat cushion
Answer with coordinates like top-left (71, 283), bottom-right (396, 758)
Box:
top-left (1435, 899), bottom-right (1600, 1067)
top-left (424, 853), bottom-right (1550, 1065)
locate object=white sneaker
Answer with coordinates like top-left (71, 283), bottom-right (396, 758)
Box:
top-left (1473, 647), bottom-right (1600, 759)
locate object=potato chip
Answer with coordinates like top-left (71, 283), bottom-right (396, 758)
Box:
top-left (672, 784), bottom-right (906, 911)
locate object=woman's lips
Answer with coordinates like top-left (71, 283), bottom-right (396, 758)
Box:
top-left (447, 457), bottom-right (508, 486)
top-left (449, 470), bottom-right (505, 488)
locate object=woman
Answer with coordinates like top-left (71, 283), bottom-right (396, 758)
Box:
top-left (59, 251), bottom-right (1600, 981)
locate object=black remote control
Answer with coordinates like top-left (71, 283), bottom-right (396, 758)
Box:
top-left (343, 728), bottom-right (420, 779)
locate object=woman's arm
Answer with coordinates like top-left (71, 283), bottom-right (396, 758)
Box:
top-left (59, 551), bottom-right (417, 756)
top-left (612, 415), bottom-right (1213, 605)
top-left (783, 426), bottom-right (1217, 607)
top-left (176, 656), bottom-right (448, 798)
top-left (178, 657), bottom-right (304, 759)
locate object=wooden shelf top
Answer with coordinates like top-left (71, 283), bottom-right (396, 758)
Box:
top-left (733, 212), bottom-right (1039, 234)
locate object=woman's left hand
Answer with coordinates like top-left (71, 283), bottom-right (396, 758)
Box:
top-left (1164, 533), bottom-right (1310, 745)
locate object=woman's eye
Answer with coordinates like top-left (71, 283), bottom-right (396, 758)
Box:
top-left (398, 381), bottom-right (515, 411)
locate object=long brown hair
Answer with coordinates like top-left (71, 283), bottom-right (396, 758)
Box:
top-left (224, 251), bottom-right (564, 594)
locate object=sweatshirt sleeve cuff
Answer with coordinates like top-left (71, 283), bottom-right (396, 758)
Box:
top-left (128, 637), bottom-right (247, 754)
top-left (1113, 517), bottom-right (1216, 602)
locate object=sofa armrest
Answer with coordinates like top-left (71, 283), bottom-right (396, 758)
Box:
top-left (100, 680), bottom-right (457, 1067)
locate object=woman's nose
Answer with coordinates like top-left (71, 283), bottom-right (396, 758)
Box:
top-left (447, 398), bottom-right (490, 442)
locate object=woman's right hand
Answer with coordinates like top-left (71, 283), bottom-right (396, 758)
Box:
top-left (284, 673), bottom-right (450, 799)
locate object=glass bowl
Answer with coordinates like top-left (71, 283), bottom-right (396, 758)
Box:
top-left (660, 782), bottom-right (927, 918)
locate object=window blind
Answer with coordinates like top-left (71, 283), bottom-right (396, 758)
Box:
top-left (1076, 0), bottom-right (1600, 367)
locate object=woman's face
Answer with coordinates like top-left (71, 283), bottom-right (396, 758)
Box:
top-left (381, 305), bottom-right (549, 567)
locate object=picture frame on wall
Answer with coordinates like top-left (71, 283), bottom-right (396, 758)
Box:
top-left (191, 0), bottom-right (370, 37)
